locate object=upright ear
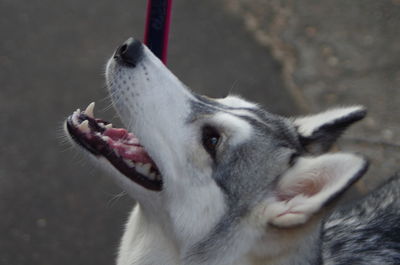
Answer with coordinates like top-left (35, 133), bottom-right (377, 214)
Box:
top-left (293, 106), bottom-right (366, 153)
top-left (263, 153), bottom-right (368, 228)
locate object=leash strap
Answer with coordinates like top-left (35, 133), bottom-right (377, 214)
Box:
top-left (144, 0), bottom-right (173, 64)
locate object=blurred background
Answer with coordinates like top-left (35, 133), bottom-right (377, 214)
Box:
top-left (1, 0), bottom-right (399, 264)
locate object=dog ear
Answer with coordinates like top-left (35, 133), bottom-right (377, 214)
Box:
top-left (264, 153), bottom-right (368, 228)
top-left (293, 106), bottom-right (366, 153)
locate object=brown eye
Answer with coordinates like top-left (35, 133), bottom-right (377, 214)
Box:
top-left (202, 126), bottom-right (221, 158)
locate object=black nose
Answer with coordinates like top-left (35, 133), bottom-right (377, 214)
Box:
top-left (114, 38), bottom-right (143, 67)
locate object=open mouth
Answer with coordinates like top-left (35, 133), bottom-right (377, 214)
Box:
top-left (66, 102), bottom-right (162, 191)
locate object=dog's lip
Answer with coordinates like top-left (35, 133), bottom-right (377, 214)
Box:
top-left (66, 103), bottom-right (163, 191)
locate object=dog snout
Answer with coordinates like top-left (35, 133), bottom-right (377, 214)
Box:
top-left (114, 37), bottom-right (143, 67)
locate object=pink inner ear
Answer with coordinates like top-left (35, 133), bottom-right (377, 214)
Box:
top-left (277, 177), bottom-right (328, 201)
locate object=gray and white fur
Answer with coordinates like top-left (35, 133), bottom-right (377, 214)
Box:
top-left (65, 38), bottom-right (400, 265)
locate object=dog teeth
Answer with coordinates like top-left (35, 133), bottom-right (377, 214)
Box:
top-left (78, 120), bottom-right (90, 133)
top-left (72, 109), bottom-right (82, 125)
top-left (124, 159), bottom-right (135, 168)
top-left (120, 159), bottom-right (160, 180)
top-left (136, 163), bottom-right (152, 176)
top-left (84, 102), bottom-right (95, 118)
top-left (101, 135), bottom-right (110, 142)
top-left (72, 113), bottom-right (79, 125)
top-left (105, 123), bottom-right (113, 129)
top-left (148, 172), bottom-right (156, 180)
top-left (135, 163), bottom-right (145, 175)
top-left (143, 163), bottom-right (151, 172)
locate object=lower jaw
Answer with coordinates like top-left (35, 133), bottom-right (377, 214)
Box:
top-left (66, 104), bottom-right (163, 191)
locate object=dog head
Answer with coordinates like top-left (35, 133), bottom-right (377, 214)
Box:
top-left (65, 38), bottom-right (368, 264)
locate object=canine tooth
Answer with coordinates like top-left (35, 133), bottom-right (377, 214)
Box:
top-left (84, 102), bottom-right (95, 118)
top-left (78, 120), bottom-right (90, 133)
top-left (105, 124), bottom-right (113, 129)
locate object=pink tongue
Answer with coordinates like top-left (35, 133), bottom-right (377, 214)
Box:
top-left (104, 128), bottom-right (153, 164)
top-left (120, 146), bottom-right (153, 164)
top-left (104, 128), bottom-right (129, 141)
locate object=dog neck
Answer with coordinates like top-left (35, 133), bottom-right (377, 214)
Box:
top-left (245, 211), bottom-right (323, 265)
top-left (117, 205), bottom-right (180, 265)
top-left (117, 204), bottom-right (323, 265)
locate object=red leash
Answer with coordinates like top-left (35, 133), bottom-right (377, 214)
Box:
top-left (144, 0), bottom-right (173, 64)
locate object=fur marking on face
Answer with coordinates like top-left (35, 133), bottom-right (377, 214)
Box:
top-left (64, 38), bottom-right (400, 265)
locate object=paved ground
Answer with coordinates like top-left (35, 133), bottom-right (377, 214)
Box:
top-left (0, 0), bottom-right (291, 264)
top-left (226, 0), bottom-right (400, 192)
top-left (1, 0), bottom-right (399, 264)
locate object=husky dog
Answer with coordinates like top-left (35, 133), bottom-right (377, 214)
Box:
top-left (65, 38), bottom-right (400, 265)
